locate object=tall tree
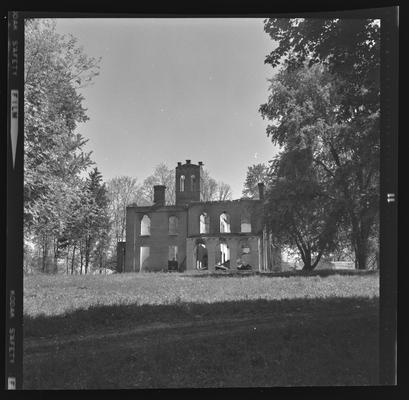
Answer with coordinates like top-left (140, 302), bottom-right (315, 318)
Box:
top-left (107, 176), bottom-right (141, 244)
top-left (265, 149), bottom-right (341, 271)
top-left (59, 178), bottom-right (90, 274)
top-left (82, 168), bottom-right (110, 274)
top-left (216, 182), bottom-right (233, 201)
top-left (200, 170), bottom-right (218, 202)
top-left (24, 19), bottom-right (100, 272)
top-left (261, 18), bottom-right (380, 269)
top-left (242, 163), bottom-right (270, 199)
top-left (140, 163), bottom-right (175, 205)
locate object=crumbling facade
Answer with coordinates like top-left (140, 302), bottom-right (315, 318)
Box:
top-left (124, 160), bottom-right (280, 272)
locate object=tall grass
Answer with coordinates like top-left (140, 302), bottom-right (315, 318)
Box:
top-left (24, 272), bottom-right (379, 317)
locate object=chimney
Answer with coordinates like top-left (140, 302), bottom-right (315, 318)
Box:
top-left (153, 185), bottom-right (166, 205)
top-left (186, 159), bottom-right (191, 164)
top-left (198, 161), bottom-right (203, 166)
top-left (257, 182), bottom-right (265, 200)
top-left (177, 162), bottom-right (182, 166)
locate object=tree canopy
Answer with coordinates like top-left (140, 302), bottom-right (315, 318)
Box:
top-left (266, 148), bottom-right (341, 270)
top-left (107, 176), bottom-right (141, 244)
top-left (24, 19), bottom-right (100, 232)
top-left (261, 18), bottom-right (380, 270)
top-left (242, 163), bottom-right (270, 199)
top-left (24, 19), bottom-right (104, 274)
top-left (264, 18), bottom-right (380, 117)
top-left (139, 163), bottom-right (176, 205)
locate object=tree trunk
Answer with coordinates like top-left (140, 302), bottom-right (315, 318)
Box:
top-left (311, 249), bottom-right (325, 270)
top-left (355, 236), bottom-right (368, 270)
top-left (350, 212), bottom-right (372, 270)
top-left (300, 243), bottom-right (313, 271)
top-left (302, 261), bottom-right (314, 271)
top-left (301, 246), bottom-right (325, 272)
top-left (41, 233), bottom-right (52, 273)
top-left (41, 237), bottom-right (47, 273)
top-left (79, 243), bottom-right (84, 275)
top-left (301, 249), bottom-right (313, 271)
top-left (71, 244), bottom-right (76, 275)
top-left (53, 236), bottom-right (59, 274)
top-left (66, 245), bottom-right (70, 275)
top-left (85, 235), bottom-right (91, 275)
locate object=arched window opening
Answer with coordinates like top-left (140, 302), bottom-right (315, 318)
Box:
top-left (195, 241), bottom-right (208, 270)
top-left (169, 216), bottom-right (178, 235)
top-left (168, 245), bottom-right (178, 271)
top-left (238, 240), bottom-right (252, 270)
top-left (216, 239), bottom-right (230, 270)
top-left (191, 174), bottom-right (196, 191)
top-left (241, 215), bottom-right (252, 233)
top-left (140, 215), bottom-right (151, 236)
top-left (220, 212), bottom-right (231, 233)
top-left (220, 242), bottom-right (230, 263)
top-left (200, 212), bottom-right (210, 234)
top-left (180, 175), bottom-right (185, 192)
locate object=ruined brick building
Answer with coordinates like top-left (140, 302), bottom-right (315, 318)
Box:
top-left (121, 160), bottom-right (280, 272)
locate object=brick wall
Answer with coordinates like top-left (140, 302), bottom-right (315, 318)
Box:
top-left (125, 205), bottom-right (187, 272)
top-left (125, 192), bottom-right (268, 273)
top-left (187, 199), bottom-right (263, 236)
top-left (116, 242), bottom-right (126, 272)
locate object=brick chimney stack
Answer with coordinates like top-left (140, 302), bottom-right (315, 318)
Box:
top-left (258, 182), bottom-right (265, 200)
top-left (153, 185), bottom-right (166, 206)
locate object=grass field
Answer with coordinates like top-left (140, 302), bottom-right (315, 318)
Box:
top-left (24, 271), bottom-right (379, 389)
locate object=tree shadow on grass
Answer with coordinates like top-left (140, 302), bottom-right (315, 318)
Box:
top-left (24, 296), bottom-right (378, 339)
top-left (24, 296), bottom-right (379, 389)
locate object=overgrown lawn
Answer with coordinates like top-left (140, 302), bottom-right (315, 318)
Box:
top-left (23, 272), bottom-right (379, 388)
top-left (24, 271), bottom-right (379, 317)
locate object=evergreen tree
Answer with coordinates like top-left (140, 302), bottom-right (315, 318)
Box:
top-left (82, 168), bottom-right (110, 274)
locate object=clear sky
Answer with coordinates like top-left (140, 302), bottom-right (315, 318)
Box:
top-left (55, 18), bottom-right (279, 198)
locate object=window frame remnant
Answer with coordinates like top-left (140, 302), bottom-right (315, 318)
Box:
top-left (191, 174), bottom-right (196, 191)
top-left (180, 175), bottom-right (185, 192)
top-left (218, 238), bottom-right (231, 264)
top-left (168, 215), bottom-right (178, 235)
top-left (238, 240), bottom-right (252, 269)
top-left (140, 246), bottom-right (150, 272)
top-left (200, 212), bottom-right (210, 234)
top-left (219, 212), bottom-right (231, 233)
top-left (195, 242), bottom-right (208, 270)
top-left (140, 214), bottom-right (151, 236)
top-left (168, 245), bottom-right (179, 271)
top-left (240, 215), bottom-right (252, 233)
top-left (168, 245), bottom-right (178, 261)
